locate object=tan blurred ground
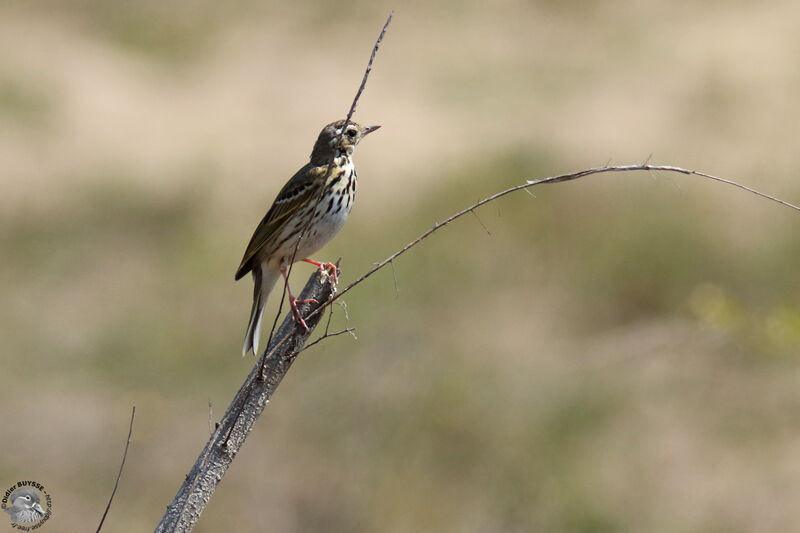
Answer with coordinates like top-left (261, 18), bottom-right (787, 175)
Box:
top-left (1, 1), bottom-right (800, 531)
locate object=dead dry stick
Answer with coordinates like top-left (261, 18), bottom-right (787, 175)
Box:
top-left (304, 163), bottom-right (800, 321)
top-left (157, 17), bottom-right (394, 530)
top-left (96, 406), bottom-right (135, 533)
top-left (247, 163), bottom-right (800, 389)
top-left (155, 271), bottom-right (335, 533)
top-left (152, 10), bottom-right (800, 529)
top-left (154, 157), bottom-right (798, 532)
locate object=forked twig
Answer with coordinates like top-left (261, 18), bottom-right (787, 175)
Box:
top-left (303, 328), bottom-right (357, 352)
top-left (302, 299), bottom-right (357, 352)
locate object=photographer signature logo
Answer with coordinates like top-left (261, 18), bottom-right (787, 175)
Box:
top-left (1, 481), bottom-right (52, 530)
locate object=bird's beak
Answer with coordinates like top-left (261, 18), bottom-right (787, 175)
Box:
top-left (364, 125), bottom-right (381, 135)
top-left (33, 503), bottom-right (45, 515)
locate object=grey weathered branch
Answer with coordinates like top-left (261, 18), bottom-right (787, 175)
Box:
top-left (154, 269), bottom-right (336, 533)
top-left (150, 160), bottom-right (800, 532)
top-left (153, 15), bottom-right (391, 532)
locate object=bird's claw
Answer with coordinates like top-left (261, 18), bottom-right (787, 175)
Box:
top-left (292, 310), bottom-right (309, 331)
top-left (289, 297), bottom-right (316, 331)
top-left (302, 258), bottom-right (339, 284)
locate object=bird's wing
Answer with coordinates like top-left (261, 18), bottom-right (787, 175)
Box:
top-left (235, 163), bottom-right (327, 280)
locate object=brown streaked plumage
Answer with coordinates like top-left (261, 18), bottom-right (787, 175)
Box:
top-left (236, 119), bottom-right (379, 355)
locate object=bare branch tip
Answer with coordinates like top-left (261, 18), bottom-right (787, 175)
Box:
top-left (95, 406), bottom-right (136, 533)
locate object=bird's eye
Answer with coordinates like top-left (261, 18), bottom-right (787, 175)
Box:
top-left (346, 128), bottom-right (357, 138)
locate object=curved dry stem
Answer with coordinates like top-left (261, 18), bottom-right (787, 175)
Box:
top-left (306, 163), bottom-right (800, 321)
top-left (96, 406), bottom-right (135, 533)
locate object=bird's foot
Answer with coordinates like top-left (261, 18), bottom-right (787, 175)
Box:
top-left (302, 258), bottom-right (339, 284)
top-left (288, 296), bottom-right (312, 331)
top-left (281, 266), bottom-right (318, 331)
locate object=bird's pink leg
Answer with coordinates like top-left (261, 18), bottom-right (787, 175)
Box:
top-left (280, 268), bottom-right (317, 330)
top-left (302, 258), bottom-right (339, 284)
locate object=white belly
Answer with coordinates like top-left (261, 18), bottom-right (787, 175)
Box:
top-left (267, 161), bottom-right (357, 268)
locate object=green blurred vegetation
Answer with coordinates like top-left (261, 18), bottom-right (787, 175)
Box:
top-left (0, 76), bottom-right (53, 128)
top-left (1, 1), bottom-right (800, 532)
top-left (3, 150), bottom-right (798, 531)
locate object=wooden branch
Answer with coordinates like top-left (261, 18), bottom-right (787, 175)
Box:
top-left (306, 163), bottom-right (800, 322)
top-left (151, 160), bottom-right (798, 533)
top-left (155, 16), bottom-right (391, 531)
top-left (154, 269), bottom-right (336, 533)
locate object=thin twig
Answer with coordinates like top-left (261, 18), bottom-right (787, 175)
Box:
top-left (302, 297), bottom-right (358, 352)
top-left (247, 162), bottom-right (800, 371)
top-left (158, 155), bottom-right (799, 532)
top-left (96, 406), bottom-right (135, 533)
top-left (344, 11), bottom-right (394, 124)
top-left (303, 163), bottom-right (800, 322)
top-left (303, 328), bottom-right (357, 352)
top-left (322, 303), bottom-right (336, 336)
top-left (538, 165), bottom-right (800, 210)
top-left (388, 259), bottom-right (400, 298)
top-left (337, 300), bottom-right (350, 323)
top-left (259, 11), bottom-right (393, 377)
top-left (469, 208), bottom-right (492, 235)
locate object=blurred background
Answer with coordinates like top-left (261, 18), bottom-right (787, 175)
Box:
top-left (2, 1), bottom-right (800, 531)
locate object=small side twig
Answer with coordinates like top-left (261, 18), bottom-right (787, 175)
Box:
top-left (303, 328), bottom-right (357, 352)
top-left (388, 259), bottom-right (400, 298)
top-left (469, 208), bottom-right (492, 235)
top-left (302, 299), bottom-right (357, 352)
top-left (96, 406), bottom-right (135, 533)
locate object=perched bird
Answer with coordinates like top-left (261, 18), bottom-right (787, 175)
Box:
top-left (236, 119), bottom-right (379, 355)
top-left (4, 488), bottom-right (46, 524)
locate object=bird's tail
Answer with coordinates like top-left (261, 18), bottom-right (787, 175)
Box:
top-left (242, 265), bottom-right (280, 356)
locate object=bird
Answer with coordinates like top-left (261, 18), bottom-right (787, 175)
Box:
top-left (235, 119), bottom-right (380, 355)
top-left (4, 488), bottom-right (46, 524)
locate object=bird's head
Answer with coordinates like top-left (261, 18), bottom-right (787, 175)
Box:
top-left (6, 488), bottom-right (45, 516)
top-left (310, 119), bottom-right (380, 163)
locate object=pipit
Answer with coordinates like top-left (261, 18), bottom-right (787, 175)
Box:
top-left (235, 119), bottom-right (379, 355)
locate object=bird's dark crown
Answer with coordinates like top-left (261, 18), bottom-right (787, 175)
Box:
top-left (310, 119), bottom-right (380, 165)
